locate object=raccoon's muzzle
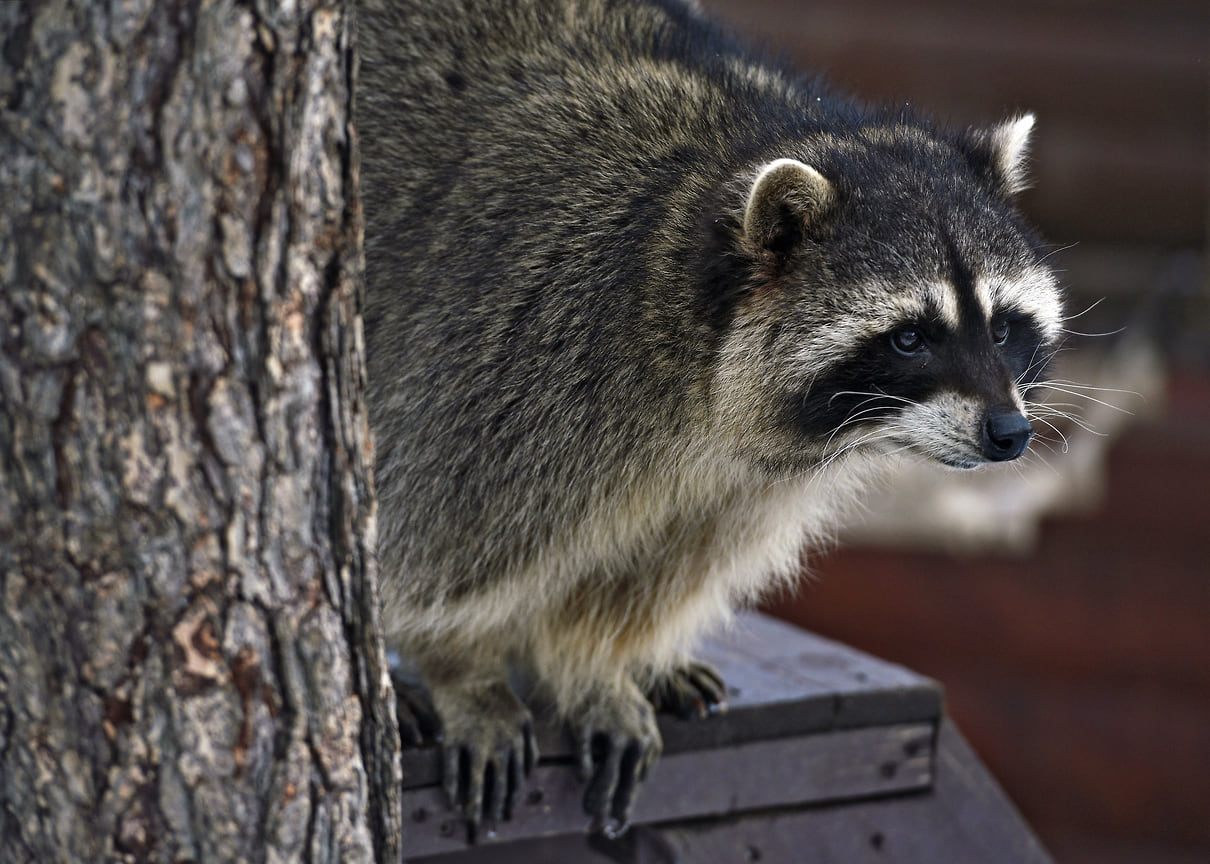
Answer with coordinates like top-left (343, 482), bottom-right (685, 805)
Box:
top-left (982, 407), bottom-right (1033, 461)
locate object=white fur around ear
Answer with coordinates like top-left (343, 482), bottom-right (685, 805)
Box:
top-left (987, 113), bottom-right (1036, 195)
top-left (743, 158), bottom-right (834, 253)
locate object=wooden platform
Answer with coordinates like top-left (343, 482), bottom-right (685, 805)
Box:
top-left (398, 613), bottom-right (1053, 862)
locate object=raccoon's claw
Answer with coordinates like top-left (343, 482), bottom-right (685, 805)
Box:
top-left (581, 730), bottom-right (655, 836)
top-left (389, 673), bottom-right (441, 746)
top-left (431, 680), bottom-right (537, 842)
top-left (574, 683), bottom-right (662, 836)
top-left (647, 660), bottom-right (728, 719)
top-left (443, 719), bottom-right (536, 839)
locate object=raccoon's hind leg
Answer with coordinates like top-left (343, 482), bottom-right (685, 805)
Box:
top-left (421, 656), bottom-right (538, 841)
top-left (569, 677), bottom-right (662, 837)
top-left (645, 659), bottom-right (728, 719)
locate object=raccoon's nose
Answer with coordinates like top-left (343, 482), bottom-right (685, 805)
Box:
top-left (982, 408), bottom-right (1033, 462)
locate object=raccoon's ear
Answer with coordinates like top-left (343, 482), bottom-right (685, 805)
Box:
top-left (743, 158), bottom-right (834, 255)
top-left (971, 113), bottom-right (1036, 196)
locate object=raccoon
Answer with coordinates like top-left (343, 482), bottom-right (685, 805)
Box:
top-left (357, 0), bottom-right (1063, 838)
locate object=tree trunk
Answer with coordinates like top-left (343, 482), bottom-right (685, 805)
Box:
top-left (0, 1), bottom-right (402, 862)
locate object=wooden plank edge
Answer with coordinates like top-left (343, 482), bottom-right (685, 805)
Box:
top-left (400, 721), bottom-right (937, 858)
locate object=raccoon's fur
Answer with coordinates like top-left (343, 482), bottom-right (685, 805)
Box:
top-left (357, 0), bottom-right (1063, 835)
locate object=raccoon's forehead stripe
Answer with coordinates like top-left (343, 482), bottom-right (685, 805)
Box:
top-left (973, 278), bottom-right (994, 321)
top-left (883, 281), bottom-right (960, 330)
top-left (986, 268), bottom-right (1063, 341)
top-left (924, 281), bottom-right (961, 329)
top-left (789, 280), bottom-right (956, 371)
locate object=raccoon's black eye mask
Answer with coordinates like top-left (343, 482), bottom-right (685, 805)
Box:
top-left (890, 312), bottom-right (1015, 358)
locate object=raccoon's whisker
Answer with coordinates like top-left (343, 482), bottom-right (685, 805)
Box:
top-left (855, 442), bottom-right (914, 468)
top-left (827, 389), bottom-right (918, 409)
top-left (1028, 343), bottom-right (1076, 371)
top-left (1026, 409), bottom-right (1081, 425)
top-left (779, 428), bottom-right (882, 487)
top-left (1026, 405), bottom-right (1103, 437)
top-left (771, 419), bottom-right (876, 485)
top-left (1030, 438), bottom-right (1069, 457)
top-left (1027, 412), bottom-right (1072, 429)
top-left (1033, 416), bottom-right (1097, 438)
top-left (1022, 397), bottom-right (1098, 430)
top-left (1052, 413), bottom-right (1104, 438)
top-left (1027, 415), bottom-right (1072, 453)
top-left (815, 427), bottom-right (901, 473)
top-left (817, 418), bottom-right (883, 465)
top-left (1027, 437), bottom-right (1062, 457)
top-left (1060, 325), bottom-right (1127, 339)
top-left (815, 440), bottom-right (901, 489)
top-left (1058, 295), bottom-right (1104, 322)
top-left (1038, 242), bottom-right (1080, 266)
top-left (819, 402), bottom-right (902, 441)
top-left (1022, 396), bottom-right (1079, 414)
top-left (1025, 395), bottom-right (1102, 430)
top-left (821, 409), bottom-right (904, 454)
top-left (1004, 448), bottom-right (1036, 478)
top-left (1029, 383), bottom-right (1135, 414)
top-left (822, 424), bottom-right (898, 454)
top-left (1027, 400), bottom-right (1087, 412)
top-left (1032, 379), bottom-right (1142, 399)
top-left (1016, 446), bottom-right (1063, 479)
top-left (821, 401), bottom-right (911, 438)
top-left (1015, 343), bottom-right (1060, 386)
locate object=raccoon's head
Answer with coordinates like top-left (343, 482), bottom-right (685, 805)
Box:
top-left (716, 114), bottom-right (1063, 474)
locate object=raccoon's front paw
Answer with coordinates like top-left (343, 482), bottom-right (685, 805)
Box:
top-left (646, 660), bottom-right (728, 719)
top-left (431, 680), bottom-right (538, 842)
top-left (572, 679), bottom-right (662, 838)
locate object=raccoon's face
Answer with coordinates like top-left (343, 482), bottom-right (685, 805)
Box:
top-left (783, 249), bottom-right (1061, 470)
top-left (723, 116), bottom-right (1063, 473)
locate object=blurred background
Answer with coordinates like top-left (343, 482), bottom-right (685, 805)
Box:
top-left (697, 1), bottom-right (1209, 863)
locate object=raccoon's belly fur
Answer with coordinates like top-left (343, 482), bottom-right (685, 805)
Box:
top-left (358, 0), bottom-right (1061, 835)
top-left (378, 448), bottom-right (881, 701)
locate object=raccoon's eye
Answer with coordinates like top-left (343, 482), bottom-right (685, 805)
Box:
top-left (991, 317), bottom-right (1011, 345)
top-left (890, 325), bottom-right (925, 355)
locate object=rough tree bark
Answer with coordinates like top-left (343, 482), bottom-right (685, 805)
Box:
top-left (0, 1), bottom-right (402, 862)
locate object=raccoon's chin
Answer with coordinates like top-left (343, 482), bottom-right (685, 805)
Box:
top-left (887, 438), bottom-right (984, 471)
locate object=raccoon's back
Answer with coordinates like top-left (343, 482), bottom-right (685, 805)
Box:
top-left (358, 0), bottom-right (753, 601)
